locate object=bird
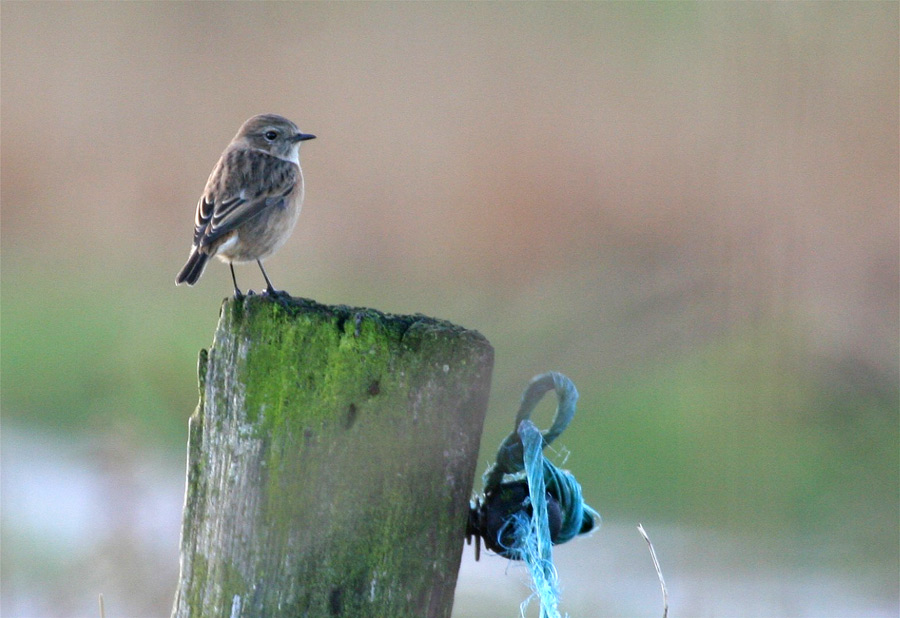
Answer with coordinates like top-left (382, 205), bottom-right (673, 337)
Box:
top-left (175, 114), bottom-right (315, 298)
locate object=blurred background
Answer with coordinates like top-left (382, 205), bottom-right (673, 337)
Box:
top-left (2, 3), bottom-right (897, 616)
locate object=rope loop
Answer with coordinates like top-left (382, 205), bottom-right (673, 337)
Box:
top-left (467, 372), bottom-right (600, 617)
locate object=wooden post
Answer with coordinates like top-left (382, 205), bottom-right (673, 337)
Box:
top-left (171, 296), bottom-right (494, 618)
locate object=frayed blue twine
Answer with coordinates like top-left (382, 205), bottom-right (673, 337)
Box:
top-left (467, 372), bottom-right (600, 618)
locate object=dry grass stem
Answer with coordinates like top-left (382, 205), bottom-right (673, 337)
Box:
top-left (638, 524), bottom-right (668, 618)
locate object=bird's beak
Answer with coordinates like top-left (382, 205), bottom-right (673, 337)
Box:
top-left (292, 133), bottom-right (316, 142)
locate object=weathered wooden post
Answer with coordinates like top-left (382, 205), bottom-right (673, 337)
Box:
top-left (171, 295), bottom-right (494, 617)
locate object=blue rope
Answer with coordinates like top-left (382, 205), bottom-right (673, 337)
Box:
top-left (483, 372), bottom-right (577, 491)
top-left (518, 418), bottom-right (560, 618)
top-left (470, 372), bottom-right (600, 618)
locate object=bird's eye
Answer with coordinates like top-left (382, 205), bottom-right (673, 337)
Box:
top-left (264, 130), bottom-right (278, 141)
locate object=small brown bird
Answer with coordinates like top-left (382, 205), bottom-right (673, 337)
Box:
top-left (175, 114), bottom-right (315, 297)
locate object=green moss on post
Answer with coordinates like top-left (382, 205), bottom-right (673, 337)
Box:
top-left (171, 296), bottom-right (494, 618)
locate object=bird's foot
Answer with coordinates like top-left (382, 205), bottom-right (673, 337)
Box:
top-left (263, 286), bottom-right (291, 302)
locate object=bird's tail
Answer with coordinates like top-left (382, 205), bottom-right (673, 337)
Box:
top-left (175, 249), bottom-right (210, 286)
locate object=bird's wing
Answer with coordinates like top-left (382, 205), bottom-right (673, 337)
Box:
top-left (191, 150), bottom-right (299, 250)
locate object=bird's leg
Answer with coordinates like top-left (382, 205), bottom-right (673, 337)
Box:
top-left (258, 260), bottom-right (285, 297)
top-left (230, 263), bottom-right (244, 300)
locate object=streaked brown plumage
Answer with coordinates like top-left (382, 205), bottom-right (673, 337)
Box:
top-left (175, 114), bottom-right (315, 297)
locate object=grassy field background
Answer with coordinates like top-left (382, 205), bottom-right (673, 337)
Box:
top-left (2, 3), bottom-right (897, 616)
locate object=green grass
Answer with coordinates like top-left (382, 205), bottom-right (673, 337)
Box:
top-left (2, 256), bottom-right (897, 573)
top-left (1, 258), bottom-right (209, 447)
top-left (572, 324), bottom-right (898, 566)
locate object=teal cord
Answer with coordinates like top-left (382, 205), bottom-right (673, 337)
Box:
top-left (483, 372), bottom-right (577, 491)
top-left (519, 418), bottom-right (561, 618)
top-left (469, 372), bottom-right (600, 618)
